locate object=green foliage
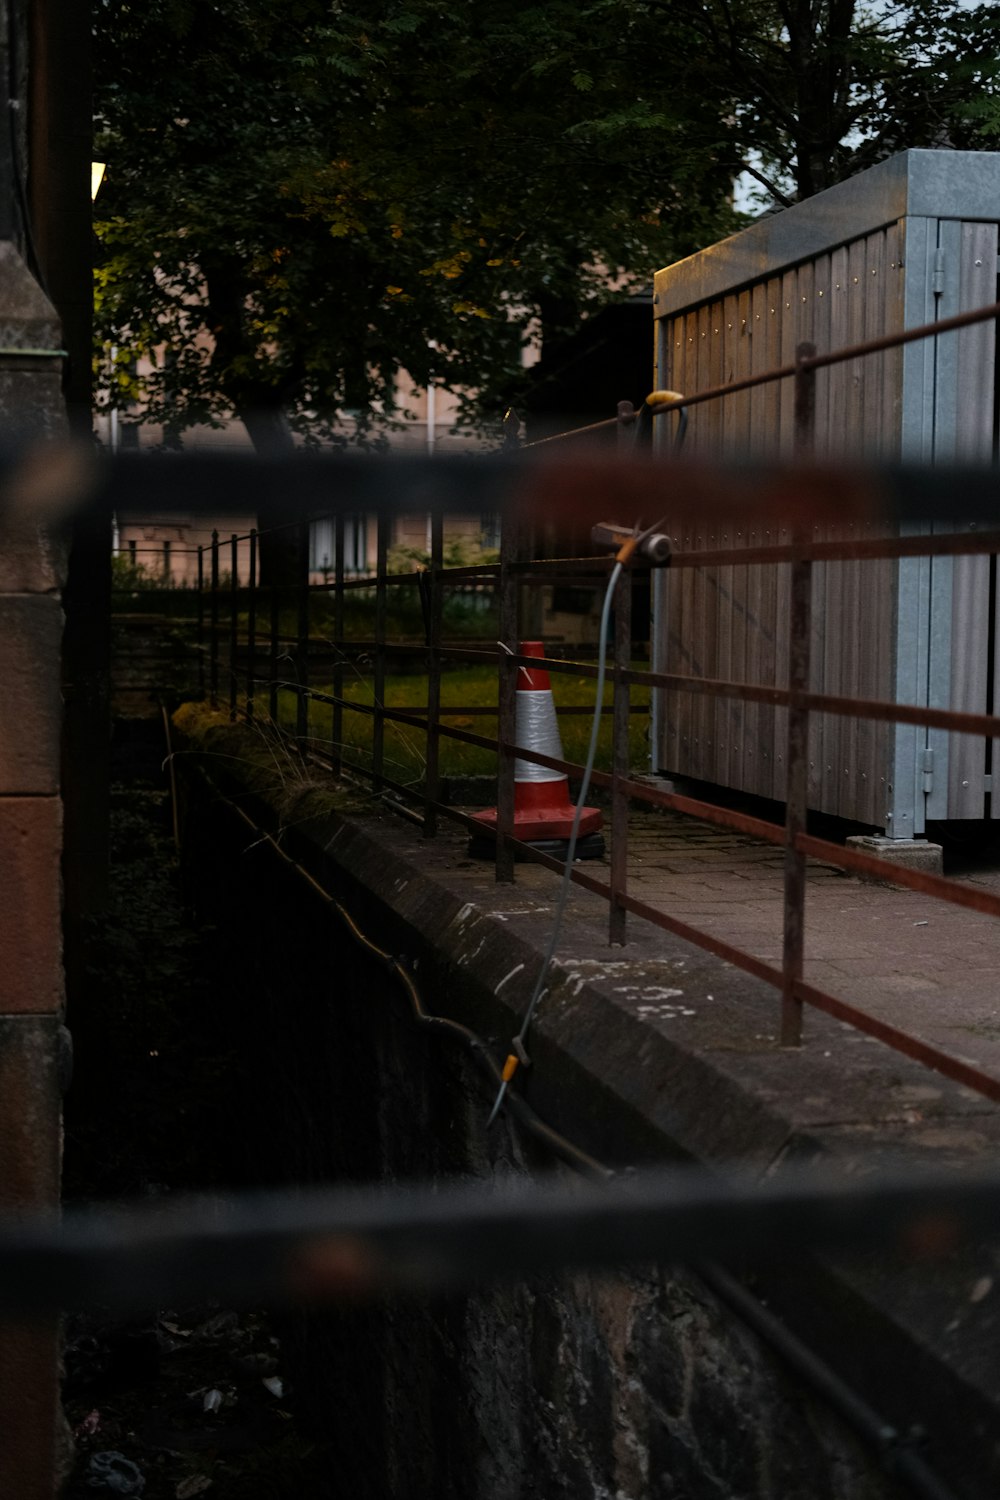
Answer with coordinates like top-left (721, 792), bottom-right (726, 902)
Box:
top-left (386, 536), bottom-right (500, 574)
top-left (94, 0), bottom-right (1000, 444)
top-left (93, 0), bottom-right (738, 446)
top-left (110, 551), bottom-right (157, 591)
top-left (172, 702), bottom-right (362, 824)
top-left (264, 662), bottom-right (651, 785)
top-left (685, 0), bottom-right (1000, 202)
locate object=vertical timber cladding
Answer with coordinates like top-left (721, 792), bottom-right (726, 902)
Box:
top-left (652, 149), bottom-right (1000, 833)
top-left (932, 220), bottom-right (998, 820)
top-left (655, 222), bottom-right (904, 824)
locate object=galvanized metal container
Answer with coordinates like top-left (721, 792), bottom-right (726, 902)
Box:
top-left (651, 149), bottom-right (1000, 836)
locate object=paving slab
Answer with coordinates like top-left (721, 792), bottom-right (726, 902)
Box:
top-left (618, 809), bottom-right (1000, 1088)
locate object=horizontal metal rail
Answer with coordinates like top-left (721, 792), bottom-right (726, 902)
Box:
top-left (646, 296), bottom-right (1000, 417)
top-left (11, 1165), bottom-right (1000, 1316)
top-left (166, 291), bottom-right (1000, 1116)
top-left (202, 534), bottom-right (1000, 1109)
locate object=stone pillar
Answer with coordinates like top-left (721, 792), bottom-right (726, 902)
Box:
top-left (0, 246), bottom-right (73, 1496)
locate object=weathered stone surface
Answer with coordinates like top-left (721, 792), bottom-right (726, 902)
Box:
top-left (0, 596), bottom-right (63, 794)
top-left (845, 834), bottom-right (944, 883)
top-left (0, 243), bottom-right (68, 443)
top-left (0, 445), bottom-right (92, 593)
top-left (0, 1322), bottom-right (61, 1500)
top-left (0, 366), bottom-right (69, 441)
top-left (0, 511), bottom-right (66, 593)
top-left (0, 1018), bottom-right (64, 1494)
top-left (0, 243), bottom-right (61, 350)
top-left (0, 799), bottom-right (63, 1014)
top-left (0, 1015), bottom-right (62, 1206)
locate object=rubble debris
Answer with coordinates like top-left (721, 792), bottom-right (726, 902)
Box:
top-left (86, 1450), bottom-right (145, 1494)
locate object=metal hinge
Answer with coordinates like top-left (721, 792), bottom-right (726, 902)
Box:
top-left (921, 747), bottom-right (935, 794)
top-left (932, 248), bottom-right (946, 297)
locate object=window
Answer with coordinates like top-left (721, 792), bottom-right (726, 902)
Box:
top-left (310, 516), bottom-right (368, 576)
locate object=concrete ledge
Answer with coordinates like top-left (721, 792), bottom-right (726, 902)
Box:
top-left (846, 834), bottom-right (944, 883)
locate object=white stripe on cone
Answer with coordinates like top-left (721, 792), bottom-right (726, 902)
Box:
top-left (469, 643), bottom-right (603, 843)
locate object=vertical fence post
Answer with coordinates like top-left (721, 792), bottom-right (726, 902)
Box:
top-left (229, 534), bottom-right (239, 721)
top-left (496, 410), bottom-right (522, 882)
top-left (245, 529), bottom-right (257, 722)
top-left (268, 542), bottom-right (279, 723)
top-left (781, 342), bottom-right (817, 1047)
top-left (793, 341), bottom-right (817, 456)
top-left (332, 513), bottom-right (345, 777)
top-left (296, 521), bottom-right (310, 744)
top-left (424, 512), bottom-right (443, 837)
top-left (496, 502), bottom-right (518, 884)
top-left (609, 562), bottom-right (632, 945)
top-left (196, 544), bottom-right (205, 699)
top-left (209, 529), bottom-right (219, 708)
top-left (616, 400), bottom-right (636, 454)
top-left (373, 513), bottom-right (389, 791)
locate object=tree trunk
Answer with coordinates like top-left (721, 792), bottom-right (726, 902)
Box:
top-left (203, 260), bottom-right (304, 583)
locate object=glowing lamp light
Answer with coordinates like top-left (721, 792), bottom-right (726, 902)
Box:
top-left (91, 162), bottom-right (106, 200)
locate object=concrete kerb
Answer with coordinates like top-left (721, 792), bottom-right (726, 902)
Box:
top-left (846, 834), bottom-right (945, 883)
top-left (186, 761), bottom-right (1000, 1499)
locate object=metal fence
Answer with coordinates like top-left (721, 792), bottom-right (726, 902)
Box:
top-left (178, 294), bottom-right (1000, 1117)
top-left (7, 1164), bottom-right (1000, 1316)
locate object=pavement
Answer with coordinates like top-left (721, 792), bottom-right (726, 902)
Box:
top-left (424, 799), bottom-right (1000, 1101)
top-left (623, 809), bottom-right (1000, 1083)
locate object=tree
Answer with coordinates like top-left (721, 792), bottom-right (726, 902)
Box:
top-left (94, 0), bottom-right (1000, 449)
top-left (92, 0), bottom-right (739, 450)
top-left (667, 0), bottom-right (1000, 203)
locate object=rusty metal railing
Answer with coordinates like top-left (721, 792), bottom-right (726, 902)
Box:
top-left (184, 292), bottom-right (1000, 1112)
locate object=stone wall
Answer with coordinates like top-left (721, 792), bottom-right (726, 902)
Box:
top-left (179, 774), bottom-right (914, 1500)
top-left (0, 458), bottom-right (70, 1492)
top-left (0, 234), bottom-right (75, 1495)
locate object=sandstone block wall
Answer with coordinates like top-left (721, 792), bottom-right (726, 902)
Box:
top-left (0, 244), bottom-right (72, 1497)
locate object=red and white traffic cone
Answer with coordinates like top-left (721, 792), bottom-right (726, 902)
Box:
top-left (469, 641), bottom-right (604, 859)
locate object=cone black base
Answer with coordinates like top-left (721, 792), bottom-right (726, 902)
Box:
top-left (467, 831), bottom-right (606, 862)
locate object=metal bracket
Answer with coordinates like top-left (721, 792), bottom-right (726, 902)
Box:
top-left (921, 747), bottom-right (934, 795)
top-left (932, 248), bottom-right (946, 297)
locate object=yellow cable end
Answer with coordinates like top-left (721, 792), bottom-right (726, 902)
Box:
top-left (646, 389), bottom-right (684, 408)
top-left (502, 1054), bottom-right (519, 1083)
top-left (615, 535), bottom-right (641, 565)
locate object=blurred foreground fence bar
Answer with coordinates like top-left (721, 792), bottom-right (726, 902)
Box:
top-left (3, 1166), bottom-right (1000, 1317)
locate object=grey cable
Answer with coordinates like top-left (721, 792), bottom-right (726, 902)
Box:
top-left (487, 558), bottom-right (623, 1126)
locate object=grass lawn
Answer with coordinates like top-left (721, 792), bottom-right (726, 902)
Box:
top-left (270, 662), bottom-right (651, 789)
